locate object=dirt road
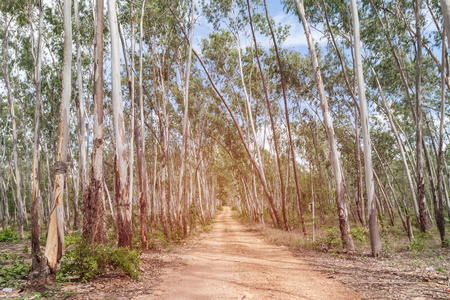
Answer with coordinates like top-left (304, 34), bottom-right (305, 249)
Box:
top-left (146, 206), bottom-right (361, 300)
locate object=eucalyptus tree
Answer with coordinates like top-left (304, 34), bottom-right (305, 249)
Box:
top-left (84, 0), bottom-right (105, 247)
top-left (350, 0), bottom-right (382, 257)
top-left (109, 0), bottom-right (132, 247)
top-left (435, 30), bottom-right (447, 245)
top-left (74, 0), bottom-right (86, 231)
top-left (31, 0), bottom-right (44, 255)
top-left (177, 0), bottom-right (195, 236)
top-left (414, 0), bottom-right (429, 233)
top-left (262, 0), bottom-right (306, 235)
top-left (294, 0), bottom-right (355, 250)
top-left (29, 0), bottom-right (72, 284)
top-left (246, 0), bottom-right (291, 230)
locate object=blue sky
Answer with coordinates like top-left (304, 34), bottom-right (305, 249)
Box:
top-left (192, 1), bottom-right (324, 56)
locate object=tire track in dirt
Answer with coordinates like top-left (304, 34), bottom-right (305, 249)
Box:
top-left (144, 206), bottom-right (361, 299)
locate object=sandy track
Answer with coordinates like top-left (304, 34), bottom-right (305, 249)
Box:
top-left (145, 207), bottom-right (361, 300)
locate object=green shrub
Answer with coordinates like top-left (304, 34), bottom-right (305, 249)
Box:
top-left (0, 254), bottom-right (30, 289)
top-left (0, 227), bottom-right (19, 242)
top-left (65, 232), bottom-right (81, 248)
top-left (350, 227), bottom-right (369, 243)
top-left (314, 227), bottom-right (341, 250)
top-left (216, 204), bottom-right (223, 211)
top-left (58, 241), bottom-right (141, 283)
top-left (406, 238), bottom-right (427, 252)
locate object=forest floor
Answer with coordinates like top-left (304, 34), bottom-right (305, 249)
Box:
top-left (1, 207), bottom-right (450, 299)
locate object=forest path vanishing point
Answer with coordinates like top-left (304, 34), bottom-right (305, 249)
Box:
top-left (144, 206), bottom-right (361, 300)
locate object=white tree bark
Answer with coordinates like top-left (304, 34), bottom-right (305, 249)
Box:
top-left (350, 0), bottom-right (382, 257)
top-left (109, 0), bottom-right (131, 247)
top-left (440, 0), bottom-right (450, 50)
top-left (75, 0), bottom-right (86, 231)
top-left (44, 0), bottom-right (72, 273)
top-left (178, 0), bottom-right (195, 233)
top-left (31, 0), bottom-right (45, 254)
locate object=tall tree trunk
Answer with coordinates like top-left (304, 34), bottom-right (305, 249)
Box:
top-left (31, 0), bottom-right (44, 255)
top-left (30, 0), bottom-right (72, 284)
top-left (415, 0), bottom-right (429, 233)
top-left (109, 0), bottom-right (131, 248)
top-left (178, 0), bottom-right (194, 236)
top-left (127, 16), bottom-right (135, 227)
top-left (320, 0), bottom-right (366, 228)
top-left (436, 30), bottom-right (447, 244)
top-left (137, 0), bottom-right (149, 250)
top-left (84, 0), bottom-right (105, 248)
top-left (75, 0), bottom-right (87, 232)
top-left (295, 0), bottom-right (354, 250)
top-left (350, 0), bottom-right (382, 256)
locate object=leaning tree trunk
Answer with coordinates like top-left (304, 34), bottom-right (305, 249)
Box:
top-left (263, 0), bottom-right (306, 235)
top-left (109, 0), bottom-right (131, 248)
top-left (295, 0), bottom-right (355, 250)
top-left (350, 0), bottom-right (382, 257)
top-left (83, 0), bottom-right (105, 248)
top-left (29, 0), bottom-right (72, 285)
top-left (246, 0), bottom-right (289, 230)
top-left (31, 0), bottom-right (44, 255)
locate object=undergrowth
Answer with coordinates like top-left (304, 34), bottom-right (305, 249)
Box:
top-left (58, 239), bottom-right (141, 283)
top-left (0, 253), bottom-right (29, 289)
top-left (0, 227), bottom-right (19, 242)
